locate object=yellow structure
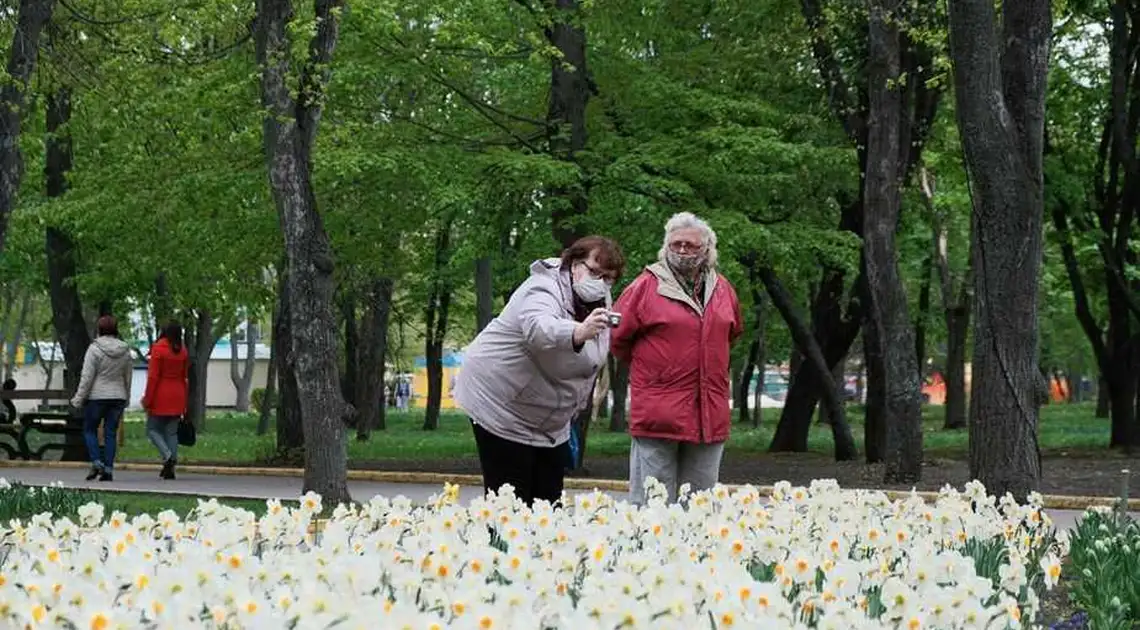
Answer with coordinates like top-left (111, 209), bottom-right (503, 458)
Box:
top-left (410, 352), bottom-right (462, 409)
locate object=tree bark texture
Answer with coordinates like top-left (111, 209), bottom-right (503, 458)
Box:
top-left (864, 0), bottom-right (923, 483)
top-left (229, 321), bottom-right (257, 412)
top-left (185, 310), bottom-right (216, 430)
top-left (758, 266), bottom-right (857, 461)
top-left (922, 167), bottom-right (971, 430)
top-left (423, 223), bottom-right (453, 431)
top-left (43, 88), bottom-right (90, 394)
top-left (545, 0), bottom-right (592, 248)
top-left (776, 0), bottom-right (942, 453)
top-left (273, 277), bottom-right (304, 450)
top-left (948, 0), bottom-right (1051, 500)
top-left (1057, 0), bottom-right (1140, 450)
top-left (258, 307), bottom-right (277, 436)
top-left (340, 290), bottom-right (359, 411)
top-left (356, 277), bottom-right (392, 440)
top-left (0, 0), bottom-right (55, 252)
top-left (257, 0), bottom-right (351, 505)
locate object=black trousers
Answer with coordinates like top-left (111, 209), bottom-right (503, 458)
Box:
top-left (472, 422), bottom-right (569, 507)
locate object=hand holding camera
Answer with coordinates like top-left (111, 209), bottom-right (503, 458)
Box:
top-left (573, 308), bottom-right (622, 345)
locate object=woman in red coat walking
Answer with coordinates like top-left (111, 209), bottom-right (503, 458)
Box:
top-left (142, 321), bottom-right (189, 480)
top-left (611, 212), bottom-right (743, 504)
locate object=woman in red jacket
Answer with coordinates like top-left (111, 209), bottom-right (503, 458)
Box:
top-left (142, 320), bottom-right (189, 480)
top-left (611, 212), bottom-right (742, 505)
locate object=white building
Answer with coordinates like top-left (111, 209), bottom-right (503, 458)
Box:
top-left (7, 340), bottom-right (272, 412)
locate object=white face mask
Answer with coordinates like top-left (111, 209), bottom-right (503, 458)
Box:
top-left (573, 263), bottom-right (611, 303)
top-left (573, 276), bottom-right (610, 304)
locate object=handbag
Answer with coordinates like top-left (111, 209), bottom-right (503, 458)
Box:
top-left (177, 417), bottom-right (197, 447)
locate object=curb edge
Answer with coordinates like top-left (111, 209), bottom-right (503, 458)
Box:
top-left (0, 459), bottom-right (1135, 511)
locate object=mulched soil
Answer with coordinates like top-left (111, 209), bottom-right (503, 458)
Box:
top-left (192, 450), bottom-right (1140, 499)
top-left (358, 452), bottom-right (1140, 498)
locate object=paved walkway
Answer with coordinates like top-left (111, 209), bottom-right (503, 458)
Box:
top-left (0, 466), bottom-right (1124, 532)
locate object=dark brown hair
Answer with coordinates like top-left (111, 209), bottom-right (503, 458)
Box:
top-left (96, 315), bottom-right (119, 338)
top-left (160, 320), bottom-right (184, 354)
top-left (560, 235), bottom-right (626, 282)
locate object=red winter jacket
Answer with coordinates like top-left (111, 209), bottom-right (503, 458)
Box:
top-left (611, 263), bottom-right (743, 444)
top-left (141, 338), bottom-right (189, 417)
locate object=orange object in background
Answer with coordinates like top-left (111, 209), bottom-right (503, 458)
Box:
top-left (921, 372), bottom-right (946, 405)
top-left (1049, 376), bottom-right (1070, 403)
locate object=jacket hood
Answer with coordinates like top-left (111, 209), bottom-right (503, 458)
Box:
top-left (533, 257), bottom-right (613, 307)
top-left (529, 257), bottom-right (564, 279)
top-left (93, 336), bottom-right (131, 358)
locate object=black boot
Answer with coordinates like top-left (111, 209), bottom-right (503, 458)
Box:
top-left (98, 471), bottom-right (113, 482)
top-left (160, 459), bottom-right (175, 480)
top-left (85, 465), bottom-right (100, 481)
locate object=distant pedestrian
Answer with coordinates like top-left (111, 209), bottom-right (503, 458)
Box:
top-left (454, 235), bottom-right (625, 506)
top-left (72, 315), bottom-right (134, 482)
top-left (395, 379), bottom-right (411, 412)
top-left (611, 213), bottom-right (743, 504)
top-left (141, 320), bottom-right (189, 480)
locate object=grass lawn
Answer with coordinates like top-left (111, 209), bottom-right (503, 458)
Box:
top-left (103, 402), bottom-right (1112, 466)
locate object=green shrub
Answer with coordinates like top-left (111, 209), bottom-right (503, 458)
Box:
top-left (1068, 509), bottom-right (1140, 630)
top-left (251, 388), bottom-right (277, 415)
top-left (0, 482), bottom-right (100, 522)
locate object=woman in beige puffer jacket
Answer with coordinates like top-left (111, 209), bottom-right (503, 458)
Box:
top-left (72, 315), bottom-right (134, 482)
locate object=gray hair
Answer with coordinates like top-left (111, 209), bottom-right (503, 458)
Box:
top-left (657, 212), bottom-right (718, 268)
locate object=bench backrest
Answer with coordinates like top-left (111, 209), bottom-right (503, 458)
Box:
top-left (0, 390), bottom-right (71, 402)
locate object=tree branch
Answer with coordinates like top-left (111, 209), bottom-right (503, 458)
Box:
top-left (800, 0), bottom-right (866, 143)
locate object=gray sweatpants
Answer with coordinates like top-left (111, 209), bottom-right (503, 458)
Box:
top-left (628, 437), bottom-right (725, 505)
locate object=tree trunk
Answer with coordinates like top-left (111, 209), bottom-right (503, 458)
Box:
top-left (737, 340), bottom-right (758, 425)
top-left (475, 256), bottom-right (494, 334)
top-left (423, 224), bottom-right (452, 431)
top-left (4, 292), bottom-right (30, 380)
top-left (356, 277), bottom-right (392, 440)
top-left (758, 266), bottom-right (857, 461)
top-left (923, 166), bottom-right (971, 430)
top-left (340, 290), bottom-right (359, 412)
top-left (185, 310), bottom-right (216, 430)
top-left (944, 296), bottom-right (970, 429)
top-left (44, 88), bottom-right (89, 394)
top-left (753, 295), bottom-right (768, 427)
top-left (257, 0), bottom-right (351, 505)
top-left (818, 358), bottom-right (845, 425)
top-left (154, 272), bottom-right (173, 326)
top-left (769, 256), bottom-right (865, 452)
top-left (864, 0), bottom-right (924, 483)
top-left (861, 321), bottom-right (886, 462)
top-left (545, 0), bottom-right (592, 248)
top-left (0, 0), bottom-right (55, 252)
top-left (229, 321), bottom-right (257, 412)
top-left (257, 307), bottom-right (277, 435)
top-left (1097, 376), bottom-right (1111, 418)
top-left (914, 252), bottom-right (932, 376)
top-left (0, 286), bottom-right (14, 352)
top-left (948, 0), bottom-right (1050, 500)
top-left (273, 276), bottom-right (303, 450)
top-left (608, 354), bottom-right (629, 432)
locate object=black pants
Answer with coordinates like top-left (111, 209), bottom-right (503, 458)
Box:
top-left (472, 422), bottom-right (569, 507)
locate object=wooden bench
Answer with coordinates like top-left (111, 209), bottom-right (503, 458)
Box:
top-left (0, 386), bottom-right (88, 461)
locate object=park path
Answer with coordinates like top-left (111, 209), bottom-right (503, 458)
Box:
top-left (0, 465), bottom-right (1126, 533)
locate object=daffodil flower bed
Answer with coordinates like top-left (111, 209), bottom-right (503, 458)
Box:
top-left (0, 478), bottom-right (1066, 629)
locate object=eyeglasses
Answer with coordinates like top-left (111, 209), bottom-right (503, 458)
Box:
top-left (668, 240), bottom-right (704, 254)
top-left (580, 262), bottom-right (616, 285)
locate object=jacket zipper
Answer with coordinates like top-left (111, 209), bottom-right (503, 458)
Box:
top-left (696, 286), bottom-right (706, 444)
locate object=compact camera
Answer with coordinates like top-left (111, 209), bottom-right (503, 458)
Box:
top-left (606, 312), bottom-right (623, 327)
